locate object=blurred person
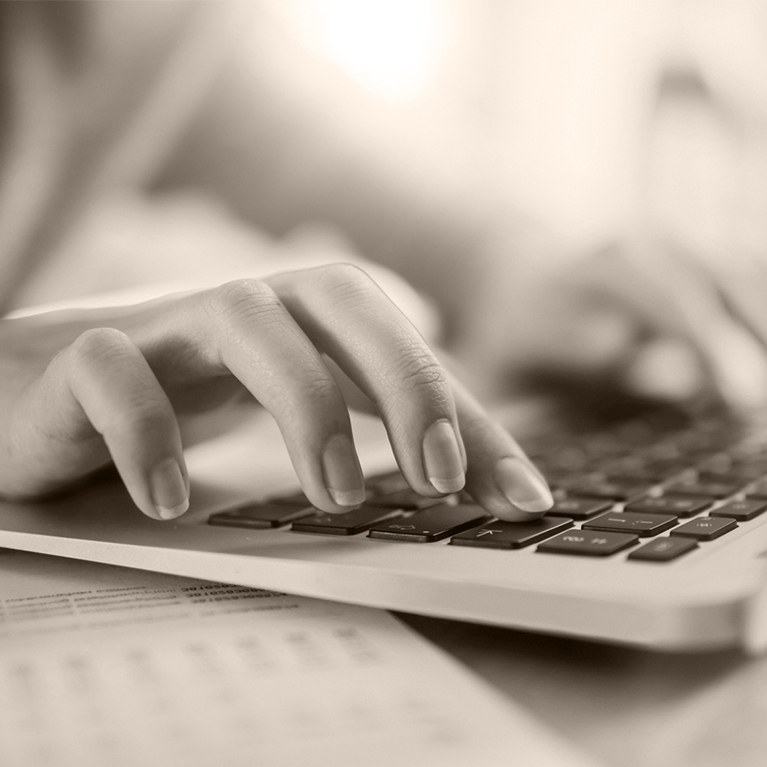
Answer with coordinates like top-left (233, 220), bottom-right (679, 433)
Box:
top-left (0, 0), bottom-right (556, 523)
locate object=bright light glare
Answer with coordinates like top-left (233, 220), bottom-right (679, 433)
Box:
top-left (308, 0), bottom-right (445, 102)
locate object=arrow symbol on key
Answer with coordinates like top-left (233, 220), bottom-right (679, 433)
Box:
top-left (476, 529), bottom-right (503, 537)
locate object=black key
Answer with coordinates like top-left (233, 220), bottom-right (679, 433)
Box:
top-left (537, 531), bottom-right (638, 557)
top-left (268, 491), bottom-right (312, 507)
top-left (566, 477), bottom-right (653, 502)
top-left (746, 478), bottom-right (767, 499)
top-left (710, 500), bottom-right (767, 522)
top-left (582, 511), bottom-right (677, 537)
top-left (671, 517), bottom-right (738, 541)
top-left (628, 537), bottom-right (698, 562)
top-left (367, 489), bottom-right (444, 510)
top-left (664, 478), bottom-right (744, 499)
top-left (292, 506), bottom-right (401, 536)
top-left (366, 472), bottom-right (410, 494)
top-left (625, 496), bottom-right (712, 518)
top-left (368, 504), bottom-right (490, 543)
top-left (209, 503), bottom-right (312, 529)
top-left (450, 517), bottom-right (573, 550)
top-left (545, 498), bottom-right (613, 520)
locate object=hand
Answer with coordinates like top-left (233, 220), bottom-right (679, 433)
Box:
top-left (0, 264), bottom-right (552, 521)
top-left (456, 232), bottom-right (767, 410)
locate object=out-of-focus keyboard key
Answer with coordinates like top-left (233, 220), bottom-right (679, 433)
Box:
top-left (209, 503), bottom-right (312, 529)
top-left (268, 491), bottom-right (312, 507)
top-left (292, 506), bottom-right (401, 536)
top-left (368, 504), bottom-right (490, 543)
top-left (664, 478), bottom-right (744, 499)
top-left (566, 477), bottom-right (654, 502)
top-left (545, 498), bottom-right (613, 520)
top-left (710, 500), bottom-right (767, 522)
top-left (746, 479), bottom-right (767, 499)
top-left (537, 531), bottom-right (638, 557)
top-left (582, 511), bottom-right (677, 537)
top-left (628, 537), bottom-right (698, 562)
top-left (366, 472), bottom-right (410, 495)
top-left (367, 489), bottom-right (444, 510)
top-left (624, 496), bottom-right (712, 518)
top-left (670, 517), bottom-right (738, 541)
top-left (450, 517), bottom-right (573, 550)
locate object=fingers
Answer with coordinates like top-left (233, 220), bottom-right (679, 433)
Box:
top-left (264, 265), bottom-right (467, 498)
top-left (449, 376), bottom-right (553, 521)
top-left (11, 328), bottom-right (189, 521)
top-left (262, 265), bottom-right (553, 518)
top-left (198, 278), bottom-right (365, 513)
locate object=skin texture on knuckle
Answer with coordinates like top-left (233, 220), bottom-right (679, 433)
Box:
top-left (207, 279), bottom-right (285, 327)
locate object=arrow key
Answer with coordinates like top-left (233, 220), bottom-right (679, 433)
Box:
top-left (450, 517), bottom-right (574, 549)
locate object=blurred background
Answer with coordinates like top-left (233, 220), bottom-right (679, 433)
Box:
top-left (271, 0), bottom-right (767, 266)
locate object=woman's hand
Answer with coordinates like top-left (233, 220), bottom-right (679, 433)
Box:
top-left (0, 263), bottom-right (552, 522)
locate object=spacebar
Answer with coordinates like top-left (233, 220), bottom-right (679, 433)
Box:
top-left (368, 504), bottom-right (490, 543)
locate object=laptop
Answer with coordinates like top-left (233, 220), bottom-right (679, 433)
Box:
top-left (3, 384), bottom-right (767, 655)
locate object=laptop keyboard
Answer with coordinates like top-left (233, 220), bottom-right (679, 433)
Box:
top-left (208, 408), bottom-right (767, 563)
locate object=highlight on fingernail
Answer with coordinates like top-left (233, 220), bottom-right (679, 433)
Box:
top-left (422, 419), bottom-right (465, 494)
top-left (494, 456), bottom-right (553, 513)
top-left (321, 434), bottom-right (365, 507)
top-left (150, 458), bottom-right (190, 520)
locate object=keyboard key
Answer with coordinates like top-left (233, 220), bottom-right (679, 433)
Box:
top-left (664, 478), bottom-right (744, 499)
top-left (268, 491), bottom-right (312, 507)
top-left (209, 503), bottom-right (312, 529)
top-left (624, 496), bottom-right (712, 518)
top-left (545, 498), bottom-right (613, 520)
top-left (582, 511), bottom-right (677, 537)
top-left (368, 504), bottom-right (490, 543)
top-left (537, 531), bottom-right (638, 557)
top-left (670, 517), bottom-right (738, 541)
top-left (628, 537), bottom-right (699, 562)
top-left (450, 517), bottom-right (573, 550)
top-left (710, 500), bottom-right (767, 522)
top-left (292, 506), bottom-right (401, 536)
top-left (746, 478), bottom-right (767, 499)
top-left (566, 477), bottom-right (654, 501)
top-left (366, 472), bottom-right (410, 494)
top-left (367, 489), bottom-right (444, 510)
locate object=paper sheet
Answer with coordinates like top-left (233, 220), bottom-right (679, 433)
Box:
top-left (0, 550), bottom-right (596, 767)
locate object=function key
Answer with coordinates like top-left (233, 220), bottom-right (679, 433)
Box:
top-left (625, 496), bottom-right (711, 518)
top-left (545, 498), bottom-right (613, 520)
top-left (450, 517), bottom-right (573, 550)
top-left (368, 504), bottom-right (490, 543)
top-left (710, 500), bottom-right (767, 522)
top-left (628, 537), bottom-right (698, 562)
top-left (582, 511), bottom-right (677, 537)
top-left (670, 517), bottom-right (738, 541)
top-left (292, 506), bottom-right (402, 536)
top-left (209, 503), bottom-right (312, 530)
top-left (537, 531), bottom-right (638, 557)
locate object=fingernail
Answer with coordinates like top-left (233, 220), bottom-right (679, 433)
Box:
top-left (321, 435), bottom-right (365, 506)
top-left (495, 456), bottom-right (553, 513)
top-left (423, 419), bottom-right (465, 494)
top-left (150, 458), bottom-right (190, 520)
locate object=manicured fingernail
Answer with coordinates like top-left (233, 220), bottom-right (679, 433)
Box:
top-left (150, 458), bottom-right (189, 520)
top-left (321, 435), bottom-right (365, 506)
top-left (495, 456), bottom-right (553, 513)
top-left (423, 419), bottom-right (465, 494)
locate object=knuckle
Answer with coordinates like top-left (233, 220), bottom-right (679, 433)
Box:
top-left (315, 262), bottom-right (377, 301)
top-left (208, 279), bottom-right (282, 322)
top-left (390, 347), bottom-right (449, 395)
top-left (67, 327), bottom-right (132, 367)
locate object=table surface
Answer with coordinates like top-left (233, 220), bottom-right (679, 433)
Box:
top-left (402, 614), bottom-right (767, 767)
